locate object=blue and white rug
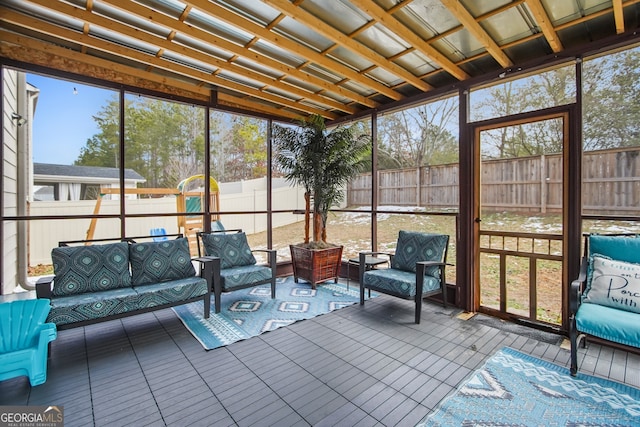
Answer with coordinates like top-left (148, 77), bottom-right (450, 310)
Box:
top-left (173, 276), bottom-right (365, 350)
top-left (418, 347), bottom-right (640, 426)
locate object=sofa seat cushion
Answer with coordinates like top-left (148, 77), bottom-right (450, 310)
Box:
top-left (133, 277), bottom-right (208, 308)
top-left (363, 269), bottom-right (441, 298)
top-left (47, 288), bottom-right (139, 326)
top-left (576, 302), bottom-right (640, 348)
top-left (129, 238), bottom-right (195, 286)
top-left (51, 242), bottom-right (131, 296)
top-left (220, 265), bottom-right (272, 290)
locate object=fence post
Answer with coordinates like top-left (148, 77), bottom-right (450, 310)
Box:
top-left (417, 167), bottom-right (421, 207)
top-left (540, 154), bottom-right (547, 214)
top-left (377, 170), bottom-right (381, 206)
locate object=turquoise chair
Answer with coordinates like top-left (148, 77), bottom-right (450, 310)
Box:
top-left (0, 299), bottom-right (57, 386)
top-left (197, 230), bottom-right (276, 314)
top-left (359, 231), bottom-right (450, 324)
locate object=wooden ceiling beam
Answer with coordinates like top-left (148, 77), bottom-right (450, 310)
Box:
top-left (26, 0), bottom-right (354, 115)
top-left (217, 94), bottom-right (301, 120)
top-left (349, 0), bottom-right (469, 81)
top-left (0, 31), bottom-right (300, 121)
top-left (0, 8), bottom-right (337, 120)
top-left (0, 31), bottom-right (210, 100)
top-left (440, 0), bottom-right (513, 68)
top-left (387, 0), bottom-right (415, 14)
top-left (416, 1), bottom-right (527, 47)
top-left (100, 0), bottom-right (377, 110)
top-left (525, 0), bottom-right (563, 52)
top-left (184, 0), bottom-right (403, 101)
top-left (262, 0), bottom-right (432, 92)
top-left (612, 0), bottom-right (625, 34)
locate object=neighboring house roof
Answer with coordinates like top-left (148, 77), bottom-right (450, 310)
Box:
top-left (34, 163), bottom-right (145, 182)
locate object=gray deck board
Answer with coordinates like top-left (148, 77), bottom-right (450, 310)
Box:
top-left (1, 290), bottom-right (638, 426)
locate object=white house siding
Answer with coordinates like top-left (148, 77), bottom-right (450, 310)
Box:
top-left (2, 68), bottom-right (19, 294)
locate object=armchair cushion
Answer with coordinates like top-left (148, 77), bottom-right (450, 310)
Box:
top-left (363, 268), bottom-right (442, 297)
top-left (586, 234), bottom-right (640, 291)
top-left (129, 238), bottom-right (195, 286)
top-left (51, 242), bottom-right (131, 296)
top-left (220, 265), bottom-right (273, 291)
top-left (392, 231), bottom-right (448, 276)
top-left (201, 232), bottom-right (256, 269)
top-left (589, 234), bottom-right (640, 264)
top-left (576, 302), bottom-right (640, 348)
top-left (584, 255), bottom-right (640, 314)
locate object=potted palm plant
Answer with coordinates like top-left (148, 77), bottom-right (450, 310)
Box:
top-left (273, 114), bottom-right (370, 288)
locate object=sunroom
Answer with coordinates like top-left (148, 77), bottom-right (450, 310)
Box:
top-left (1, 1), bottom-right (640, 425)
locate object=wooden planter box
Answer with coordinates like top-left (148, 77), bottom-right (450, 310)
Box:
top-left (290, 244), bottom-right (343, 289)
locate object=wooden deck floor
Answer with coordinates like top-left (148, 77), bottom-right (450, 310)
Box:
top-left (2, 290), bottom-right (639, 427)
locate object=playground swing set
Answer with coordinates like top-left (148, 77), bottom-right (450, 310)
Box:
top-left (85, 175), bottom-right (221, 254)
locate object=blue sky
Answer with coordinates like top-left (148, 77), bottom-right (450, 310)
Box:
top-left (28, 74), bottom-right (114, 165)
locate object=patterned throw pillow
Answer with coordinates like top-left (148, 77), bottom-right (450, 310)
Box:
top-left (587, 235), bottom-right (640, 291)
top-left (392, 230), bottom-right (448, 275)
top-left (129, 238), bottom-right (195, 286)
top-left (584, 255), bottom-right (640, 314)
top-left (201, 232), bottom-right (256, 269)
top-left (51, 242), bottom-right (131, 296)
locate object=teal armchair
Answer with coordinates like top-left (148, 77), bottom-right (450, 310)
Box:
top-left (359, 231), bottom-right (450, 324)
top-left (570, 233), bottom-right (640, 375)
top-left (197, 230), bottom-right (276, 313)
top-left (0, 299), bottom-right (57, 386)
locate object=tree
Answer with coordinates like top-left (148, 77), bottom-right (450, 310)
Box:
top-left (208, 113), bottom-right (268, 182)
top-left (228, 117), bottom-right (267, 180)
top-left (475, 46), bottom-right (640, 157)
top-left (273, 115), bottom-right (371, 244)
top-left (583, 49), bottom-right (640, 150)
top-left (76, 96), bottom-right (208, 190)
top-left (75, 95), bottom-right (121, 167)
top-left (378, 97), bottom-right (458, 169)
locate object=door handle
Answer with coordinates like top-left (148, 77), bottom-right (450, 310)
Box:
top-left (475, 217), bottom-right (481, 223)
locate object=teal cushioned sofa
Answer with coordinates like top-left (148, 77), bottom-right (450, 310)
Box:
top-left (36, 236), bottom-right (212, 330)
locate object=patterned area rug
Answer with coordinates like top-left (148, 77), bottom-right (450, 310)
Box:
top-left (418, 347), bottom-right (640, 426)
top-left (173, 276), bottom-right (366, 350)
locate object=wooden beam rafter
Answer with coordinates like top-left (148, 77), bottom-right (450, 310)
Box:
top-left (101, 0), bottom-right (377, 109)
top-left (525, 0), bottom-right (563, 52)
top-left (440, 0), bottom-right (513, 68)
top-left (0, 8), bottom-right (338, 119)
top-left (262, 0), bottom-right (432, 92)
top-left (1, 32), bottom-right (301, 120)
top-left (184, 0), bottom-right (403, 101)
top-left (217, 93), bottom-right (301, 120)
top-left (349, 0), bottom-right (470, 81)
top-left (612, 0), bottom-right (625, 34)
top-left (0, 31), bottom-right (210, 99)
top-left (25, 0), bottom-right (354, 115)
top-left (3, 0), bottom-right (638, 123)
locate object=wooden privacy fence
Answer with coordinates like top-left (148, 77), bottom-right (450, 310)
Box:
top-left (348, 147), bottom-right (640, 215)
